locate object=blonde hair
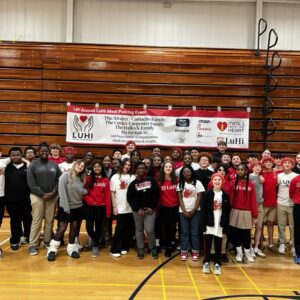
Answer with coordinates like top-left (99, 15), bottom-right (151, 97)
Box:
top-left (69, 159), bottom-right (86, 182)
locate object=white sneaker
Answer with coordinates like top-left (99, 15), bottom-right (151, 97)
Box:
top-left (214, 263), bottom-right (221, 275)
top-left (254, 248), bottom-right (266, 258)
top-left (244, 249), bottom-right (255, 263)
top-left (236, 252), bottom-right (243, 262)
top-left (202, 262), bottom-right (210, 274)
top-left (121, 250), bottom-right (128, 255)
top-left (250, 247), bottom-right (256, 258)
top-left (278, 244), bottom-right (286, 254)
top-left (291, 247), bottom-right (296, 257)
top-left (110, 252), bottom-right (121, 258)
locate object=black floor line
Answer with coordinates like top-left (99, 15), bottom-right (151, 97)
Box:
top-left (128, 251), bottom-right (180, 300)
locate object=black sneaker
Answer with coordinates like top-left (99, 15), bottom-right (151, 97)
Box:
top-left (47, 251), bottom-right (56, 261)
top-left (71, 251), bottom-right (80, 259)
top-left (221, 253), bottom-right (229, 263)
top-left (151, 248), bottom-right (158, 259)
top-left (0, 248), bottom-right (3, 258)
top-left (10, 244), bottom-right (19, 251)
top-left (137, 249), bottom-right (144, 259)
top-left (165, 248), bottom-right (172, 258)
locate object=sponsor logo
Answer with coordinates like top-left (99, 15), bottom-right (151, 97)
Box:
top-left (176, 119), bottom-right (190, 127)
top-left (72, 115), bottom-right (94, 140)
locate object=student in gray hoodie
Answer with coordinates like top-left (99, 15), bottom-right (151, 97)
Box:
top-left (27, 142), bottom-right (61, 256)
top-left (47, 159), bottom-right (86, 261)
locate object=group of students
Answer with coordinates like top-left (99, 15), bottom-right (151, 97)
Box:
top-left (0, 140), bottom-right (300, 276)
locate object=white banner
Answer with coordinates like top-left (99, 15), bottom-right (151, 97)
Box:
top-left (66, 105), bottom-right (250, 149)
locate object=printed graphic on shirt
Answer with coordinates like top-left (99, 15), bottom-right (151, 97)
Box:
top-left (183, 188), bottom-right (195, 198)
top-left (161, 184), bottom-right (177, 191)
top-left (120, 180), bottom-right (129, 189)
top-left (94, 182), bottom-right (107, 188)
top-left (135, 181), bottom-right (151, 191)
top-left (213, 200), bottom-right (222, 210)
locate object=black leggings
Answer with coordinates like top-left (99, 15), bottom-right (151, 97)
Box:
top-left (230, 226), bottom-right (251, 249)
top-left (55, 221), bottom-right (78, 244)
top-left (86, 220), bottom-right (103, 247)
top-left (203, 234), bottom-right (222, 265)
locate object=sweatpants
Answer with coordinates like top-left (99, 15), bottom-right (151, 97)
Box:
top-left (133, 211), bottom-right (156, 250)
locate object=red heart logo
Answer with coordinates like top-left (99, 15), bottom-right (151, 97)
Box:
top-left (217, 121), bottom-right (227, 131)
top-left (79, 116), bottom-right (87, 123)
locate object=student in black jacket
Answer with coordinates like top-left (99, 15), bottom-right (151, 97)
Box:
top-left (201, 173), bottom-right (231, 275)
top-left (127, 161), bottom-right (160, 259)
top-left (4, 147), bottom-right (32, 250)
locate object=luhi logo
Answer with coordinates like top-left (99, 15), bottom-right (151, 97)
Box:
top-left (72, 115), bottom-right (94, 140)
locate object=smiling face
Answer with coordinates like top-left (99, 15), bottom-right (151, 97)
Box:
top-left (126, 143), bottom-right (136, 153)
top-left (39, 146), bottom-right (49, 160)
top-left (50, 147), bottom-right (60, 158)
top-left (93, 163), bottom-right (102, 175)
top-left (136, 164), bottom-right (146, 177)
top-left (221, 154), bottom-right (231, 164)
top-left (262, 149), bottom-right (271, 158)
top-left (164, 162), bottom-right (173, 175)
top-left (74, 161), bottom-right (85, 174)
top-left (263, 160), bottom-right (273, 171)
top-left (122, 160), bottom-right (131, 174)
top-left (212, 175), bottom-right (223, 190)
top-left (232, 155), bottom-right (241, 167)
top-left (199, 156), bottom-right (210, 169)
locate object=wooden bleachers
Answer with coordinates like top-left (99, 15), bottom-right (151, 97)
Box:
top-left (0, 42), bottom-right (299, 158)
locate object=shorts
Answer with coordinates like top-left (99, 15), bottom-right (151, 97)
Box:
top-left (257, 204), bottom-right (264, 226)
top-left (56, 206), bottom-right (83, 223)
top-left (263, 206), bottom-right (277, 223)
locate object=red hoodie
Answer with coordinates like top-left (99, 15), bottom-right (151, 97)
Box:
top-left (83, 176), bottom-right (111, 218)
top-left (289, 175), bottom-right (300, 205)
top-left (230, 179), bottom-right (258, 219)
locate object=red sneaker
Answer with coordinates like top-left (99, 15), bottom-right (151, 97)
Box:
top-left (180, 251), bottom-right (188, 261)
top-left (192, 253), bottom-right (200, 261)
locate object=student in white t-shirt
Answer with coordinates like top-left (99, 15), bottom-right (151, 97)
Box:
top-left (201, 173), bottom-right (230, 275)
top-left (277, 157), bottom-right (298, 256)
top-left (58, 146), bottom-right (77, 174)
top-left (110, 158), bottom-right (135, 257)
top-left (177, 165), bottom-right (204, 262)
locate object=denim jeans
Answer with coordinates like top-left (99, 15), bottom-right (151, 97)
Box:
top-left (179, 210), bottom-right (200, 253)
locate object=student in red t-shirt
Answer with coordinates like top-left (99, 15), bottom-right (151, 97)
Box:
top-left (229, 163), bottom-right (258, 263)
top-left (157, 162), bottom-right (179, 257)
top-left (261, 156), bottom-right (278, 252)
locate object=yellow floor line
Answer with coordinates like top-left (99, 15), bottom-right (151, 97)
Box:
top-left (229, 253), bottom-right (263, 295)
top-left (158, 257), bottom-right (167, 300)
top-left (186, 262), bottom-right (202, 300)
top-left (212, 270), bottom-right (227, 296)
top-left (0, 237), bottom-right (10, 246)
